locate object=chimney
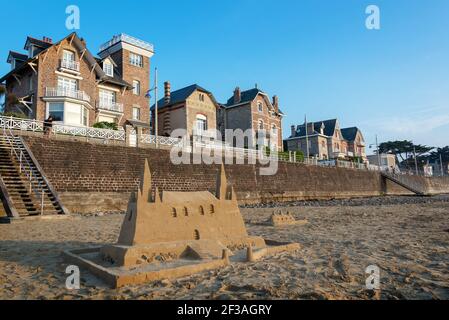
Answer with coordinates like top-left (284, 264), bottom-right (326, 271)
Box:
top-left (233, 87), bottom-right (241, 104)
top-left (164, 81), bottom-right (171, 105)
top-left (291, 125), bottom-right (296, 137)
top-left (42, 36), bottom-right (53, 44)
top-left (306, 122), bottom-right (315, 135)
top-left (272, 95), bottom-right (279, 111)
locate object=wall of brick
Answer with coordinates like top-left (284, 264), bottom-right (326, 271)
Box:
top-left (22, 136), bottom-right (448, 213)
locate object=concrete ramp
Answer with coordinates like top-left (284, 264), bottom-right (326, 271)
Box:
top-left (381, 172), bottom-right (426, 196)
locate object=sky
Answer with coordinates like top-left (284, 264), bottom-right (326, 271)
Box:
top-left (1, 0), bottom-right (448, 151)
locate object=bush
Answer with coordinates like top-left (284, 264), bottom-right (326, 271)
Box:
top-left (92, 122), bottom-right (118, 130)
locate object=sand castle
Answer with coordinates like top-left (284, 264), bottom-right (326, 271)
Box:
top-left (268, 211), bottom-right (308, 227)
top-left (64, 160), bottom-right (300, 288)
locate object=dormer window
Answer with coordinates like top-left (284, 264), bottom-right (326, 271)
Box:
top-left (103, 60), bottom-right (114, 77)
top-left (28, 45), bottom-right (36, 58)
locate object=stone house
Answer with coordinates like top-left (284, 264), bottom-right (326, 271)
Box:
top-left (0, 33), bottom-right (153, 127)
top-left (150, 82), bottom-right (220, 141)
top-left (285, 119), bottom-right (367, 161)
top-left (219, 87), bottom-right (284, 151)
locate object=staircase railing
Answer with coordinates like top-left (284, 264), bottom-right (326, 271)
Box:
top-left (2, 127), bottom-right (47, 215)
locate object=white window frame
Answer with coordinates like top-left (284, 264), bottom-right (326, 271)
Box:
top-left (132, 106), bottom-right (141, 120)
top-left (103, 60), bottom-right (114, 77)
top-left (63, 50), bottom-right (75, 62)
top-left (133, 80), bottom-right (141, 95)
top-left (99, 89), bottom-right (116, 107)
top-left (129, 53), bottom-right (143, 67)
top-left (58, 76), bottom-right (78, 92)
top-left (195, 114), bottom-right (208, 135)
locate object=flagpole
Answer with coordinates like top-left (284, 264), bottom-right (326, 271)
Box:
top-left (154, 67), bottom-right (158, 149)
top-left (305, 115), bottom-right (310, 160)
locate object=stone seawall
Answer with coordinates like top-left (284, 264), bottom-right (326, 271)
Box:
top-left (22, 136), bottom-right (447, 213)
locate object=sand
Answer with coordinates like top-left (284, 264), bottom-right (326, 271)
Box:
top-left (0, 197), bottom-right (448, 300)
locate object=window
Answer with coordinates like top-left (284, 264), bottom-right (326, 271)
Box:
top-left (195, 114), bottom-right (207, 135)
top-left (133, 80), bottom-right (141, 95)
top-left (103, 60), bottom-right (113, 77)
top-left (99, 89), bottom-right (116, 107)
top-left (258, 120), bottom-right (264, 130)
top-left (271, 124), bottom-right (277, 134)
top-left (258, 102), bottom-right (263, 112)
top-left (129, 53), bottom-right (143, 67)
top-left (48, 103), bottom-right (64, 122)
top-left (58, 76), bottom-right (77, 92)
top-left (132, 106), bottom-right (141, 120)
top-left (199, 93), bottom-right (205, 102)
top-left (81, 107), bottom-right (88, 126)
top-left (63, 50), bottom-right (75, 62)
top-left (29, 76), bottom-right (33, 91)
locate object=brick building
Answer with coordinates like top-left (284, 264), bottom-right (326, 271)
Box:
top-left (285, 119), bottom-right (367, 161)
top-left (219, 87), bottom-right (284, 151)
top-left (151, 82), bottom-right (220, 142)
top-left (0, 33), bottom-right (153, 127)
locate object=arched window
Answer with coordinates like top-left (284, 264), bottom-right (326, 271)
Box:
top-left (172, 208), bottom-right (177, 218)
top-left (209, 204), bottom-right (215, 214)
top-left (195, 114), bottom-right (207, 136)
top-left (199, 206), bottom-right (205, 215)
top-left (194, 229), bottom-right (200, 240)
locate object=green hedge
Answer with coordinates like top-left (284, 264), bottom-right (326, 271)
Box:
top-left (92, 122), bottom-right (118, 130)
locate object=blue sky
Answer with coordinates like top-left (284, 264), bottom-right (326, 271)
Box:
top-left (1, 0), bottom-right (449, 150)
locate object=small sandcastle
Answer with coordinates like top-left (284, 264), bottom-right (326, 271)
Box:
top-left (64, 160), bottom-right (300, 288)
top-left (268, 211), bottom-right (308, 227)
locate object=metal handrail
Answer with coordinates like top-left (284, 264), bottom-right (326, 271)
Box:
top-left (2, 127), bottom-right (47, 215)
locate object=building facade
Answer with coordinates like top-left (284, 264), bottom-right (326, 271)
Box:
top-left (285, 119), bottom-right (367, 161)
top-left (0, 33), bottom-right (153, 127)
top-left (151, 82), bottom-right (220, 141)
top-left (220, 87), bottom-right (284, 151)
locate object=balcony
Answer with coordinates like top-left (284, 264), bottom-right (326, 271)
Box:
top-left (60, 59), bottom-right (80, 72)
top-left (45, 87), bottom-right (91, 103)
top-left (96, 101), bottom-right (124, 113)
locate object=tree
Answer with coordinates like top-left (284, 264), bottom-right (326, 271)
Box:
top-left (0, 85), bottom-right (6, 113)
top-left (378, 140), bottom-right (433, 169)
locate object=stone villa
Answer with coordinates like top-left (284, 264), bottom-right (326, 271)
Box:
top-left (150, 82), bottom-right (220, 142)
top-left (219, 87), bottom-right (284, 152)
top-left (0, 33), bottom-right (153, 127)
top-left (285, 119), bottom-right (367, 161)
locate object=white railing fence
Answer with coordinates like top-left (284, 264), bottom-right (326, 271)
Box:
top-left (60, 59), bottom-right (80, 72)
top-left (45, 87), bottom-right (91, 102)
top-left (0, 115), bottom-right (401, 173)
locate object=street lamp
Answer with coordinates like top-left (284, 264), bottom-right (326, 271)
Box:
top-left (369, 135), bottom-right (381, 170)
top-left (146, 67), bottom-right (158, 148)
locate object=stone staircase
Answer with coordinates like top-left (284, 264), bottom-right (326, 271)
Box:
top-left (0, 131), bottom-right (67, 218)
top-left (381, 172), bottom-right (426, 196)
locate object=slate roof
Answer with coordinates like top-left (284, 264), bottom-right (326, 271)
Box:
top-left (7, 51), bottom-right (28, 63)
top-left (151, 84), bottom-right (213, 111)
top-left (24, 37), bottom-right (53, 50)
top-left (226, 88), bottom-right (262, 106)
top-left (341, 127), bottom-right (359, 142)
top-left (289, 119), bottom-right (338, 138)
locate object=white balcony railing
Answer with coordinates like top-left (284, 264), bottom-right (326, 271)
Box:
top-left (97, 101), bottom-right (124, 113)
top-left (45, 87), bottom-right (91, 102)
top-left (60, 59), bottom-right (80, 72)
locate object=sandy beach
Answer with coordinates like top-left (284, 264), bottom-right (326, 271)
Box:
top-left (0, 196), bottom-right (448, 300)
